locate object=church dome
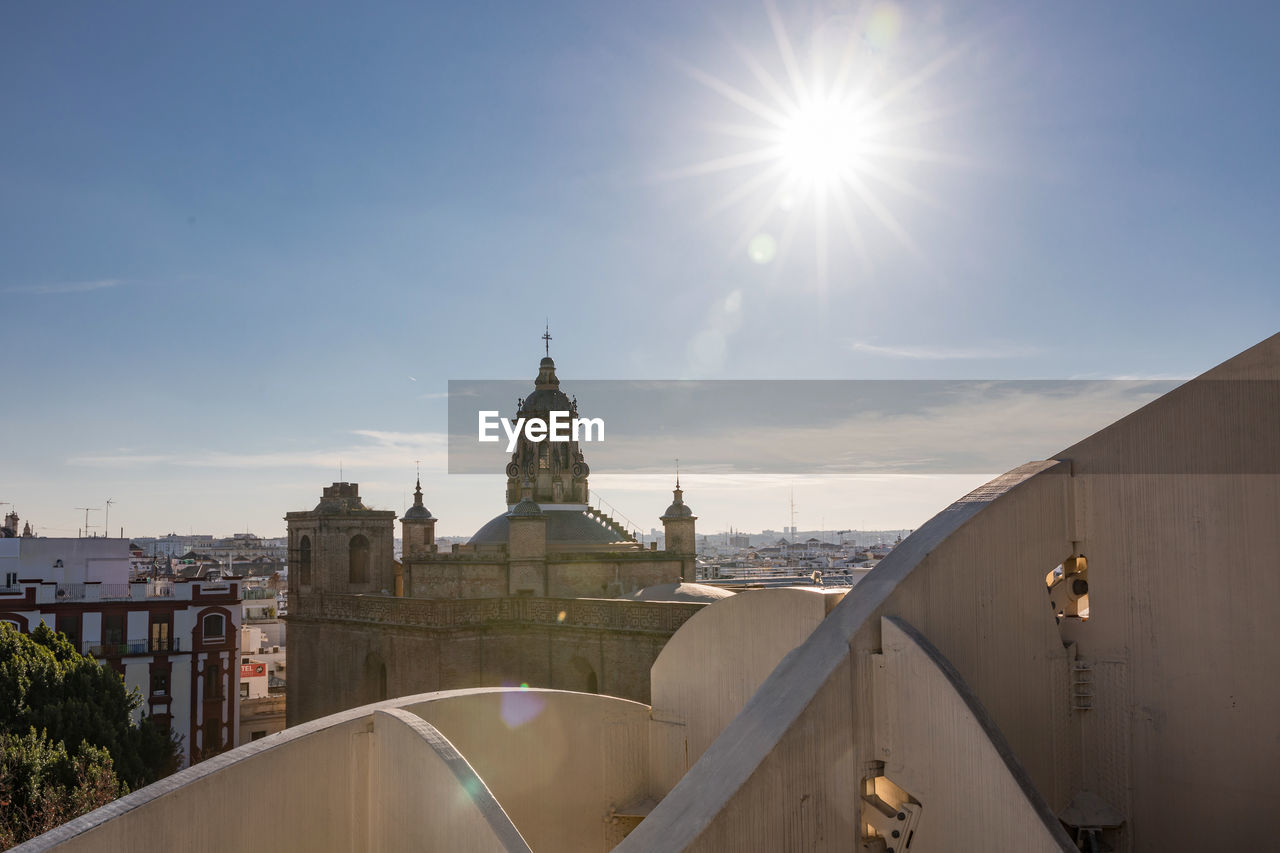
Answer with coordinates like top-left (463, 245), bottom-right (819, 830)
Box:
top-left (520, 355), bottom-right (572, 413)
top-left (402, 504), bottom-right (434, 521)
top-left (521, 387), bottom-right (573, 413)
top-left (661, 485), bottom-right (695, 519)
top-left (506, 497), bottom-right (544, 518)
top-left (625, 582), bottom-right (735, 603)
top-left (401, 478), bottom-right (435, 522)
top-left (469, 508), bottom-right (635, 548)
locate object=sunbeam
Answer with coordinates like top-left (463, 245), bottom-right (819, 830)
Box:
top-left (662, 0), bottom-right (972, 289)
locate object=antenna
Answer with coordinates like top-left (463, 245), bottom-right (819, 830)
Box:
top-left (790, 489), bottom-right (796, 536)
top-left (105, 498), bottom-right (115, 538)
top-left (74, 506), bottom-right (101, 538)
top-left (542, 320), bottom-right (552, 357)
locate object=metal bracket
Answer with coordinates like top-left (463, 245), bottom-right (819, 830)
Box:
top-left (862, 793), bottom-right (921, 852)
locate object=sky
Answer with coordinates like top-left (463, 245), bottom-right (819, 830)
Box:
top-left (2, 0), bottom-right (1277, 539)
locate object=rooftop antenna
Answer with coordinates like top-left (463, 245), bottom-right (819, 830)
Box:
top-left (542, 320), bottom-right (552, 357)
top-left (790, 489), bottom-right (796, 536)
top-left (339, 458), bottom-right (343, 482)
top-left (105, 498), bottom-right (115, 539)
top-left (74, 506), bottom-right (101, 538)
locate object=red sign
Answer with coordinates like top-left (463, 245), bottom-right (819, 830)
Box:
top-left (240, 663), bottom-right (266, 678)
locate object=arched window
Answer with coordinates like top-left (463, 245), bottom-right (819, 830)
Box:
top-left (203, 612), bottom-right (225, 640)
top-left (298, 535), bottom-right (312, 586)
top-left (349, 535), bottom-right (370, 584)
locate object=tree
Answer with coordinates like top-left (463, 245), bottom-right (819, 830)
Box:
top-left (0, 622), bottom-right (182, 844)
top-left (0, 729), bottom-right (123, 848)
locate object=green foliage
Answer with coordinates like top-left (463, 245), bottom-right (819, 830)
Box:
top-left (0, 729), bottom-right (125, 848)
top-left (0, 622), bottom-right (183, 844)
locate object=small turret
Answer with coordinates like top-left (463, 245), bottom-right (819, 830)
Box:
top-left (661, 475), bottom-right (698, 579)
top-left (400, 476), bottom-right (437, 558)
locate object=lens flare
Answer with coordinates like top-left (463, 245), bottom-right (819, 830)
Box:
top-left (664, 0), bottom-right (966, 287)
top-left (778, 97), bottom-right (877, 190)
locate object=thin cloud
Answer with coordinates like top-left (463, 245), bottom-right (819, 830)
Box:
top-left (849, 340), bottom-right (1040, 360)
top-left (68, 430), bottom-right (449, 471)
top-left (7, 279), bottom-right (121, 295)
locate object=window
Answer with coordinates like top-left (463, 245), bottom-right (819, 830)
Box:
top-left (102, 613), bottom-right (125, 646)
top-left (202, 613), bottom-right (225, 641)
top-left (240, 683), bottom-right (249, 698)
top-left (3, 572), bottom-right (16, 588)
top-left (349, 535), bottom-right (369, 584)
top-left (203, 663), bottom-right (222, 699)
top-left (57, 612), bottom-right (80, 651)
top-left (150, 618), bottom-right (170, 652)
top-left (151, 671), bottom-right (169, 696)
top-left (298, 535), bottom-right (312, 586)
top-left (251, 730), bottom-right (267, 741)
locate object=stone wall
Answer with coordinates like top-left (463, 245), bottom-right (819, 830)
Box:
top-left (287, 594), bottom-right (704, 725)
top-left (404, 552), bottom-right (685, 599)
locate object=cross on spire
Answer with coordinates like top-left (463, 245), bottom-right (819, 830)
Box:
top-left (543, 320), bottom-right (552, 357)
top-left (675, 457), bottom-right (680, 490)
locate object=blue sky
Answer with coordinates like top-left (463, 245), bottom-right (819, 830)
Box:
top-left (2, 1), bottom-right (1277, 538)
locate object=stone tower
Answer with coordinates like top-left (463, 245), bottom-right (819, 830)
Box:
top-left (660, 478), bottom-right (697, 580)
top-left (504, 354), bottom-right (591, 506)
top-left (505, 483), bottom-right (548, 595)
top-left (285, 482), bottom-right (397, 596)
top-left (400, 477), bottom-right (437, 559)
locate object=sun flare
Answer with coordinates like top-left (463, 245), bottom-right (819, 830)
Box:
top-left (667, 1), bottom-right (964, 285)
top-left (777, 96), bottom-right (879, 191)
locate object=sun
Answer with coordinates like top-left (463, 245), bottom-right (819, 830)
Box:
top-left (777, 95), bottom-right (880, 192)
top-left (664, 1), bottom-right (964, 285)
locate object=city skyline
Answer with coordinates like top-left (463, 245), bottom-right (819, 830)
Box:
top-left (3, 1), bottom-right (1277, 539)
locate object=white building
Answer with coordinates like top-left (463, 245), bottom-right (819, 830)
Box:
top-left (0, 526), bottom-right (242, 766)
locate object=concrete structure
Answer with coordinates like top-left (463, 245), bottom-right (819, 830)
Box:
top-left (0, 532), bottom-right (242, 766)
top-left (287, 352), bottom-right (715, 723)
top-left (238, 655), bottom-right (286, 745)
top-left (15, 332), bottom-right (1280, 852)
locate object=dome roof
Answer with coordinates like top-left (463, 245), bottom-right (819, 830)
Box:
top-left (521, 387), bottom-right (572, 413)
top-left (520, 355), bottom-right (571, 413)
top-left (506, 497), bottom-right (544, 518)
top-left (625, 582), bottom-right (735, 603)
top-left (663, 500), bottom-right (694, 518)
top-left (661, 486), bottom-right (695, 519)
top-left (469, 508), bottom-right (632, 547)
top-left (402, 504), bottom-right (434, 521)
top-left (401, 478), bottom-right (435, 522)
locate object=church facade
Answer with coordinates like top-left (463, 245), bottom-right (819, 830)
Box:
top-left (286, 353), bottom-right (710, 725)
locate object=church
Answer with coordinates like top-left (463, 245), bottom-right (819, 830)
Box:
top-left (285, 348), bottom-right (726, 725)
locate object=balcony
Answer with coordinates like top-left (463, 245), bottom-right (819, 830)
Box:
top-left (89, 637), bottom-right (184, 657)
top-left (56, 581), bottom-right (179, 601)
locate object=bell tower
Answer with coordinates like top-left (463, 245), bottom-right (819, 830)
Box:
top-left (661, 475), bottom-right (698, 581)
top-left (285, 482), bottom-right (397, 597)
top-left (401, 476), bottom-right (437, 558)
